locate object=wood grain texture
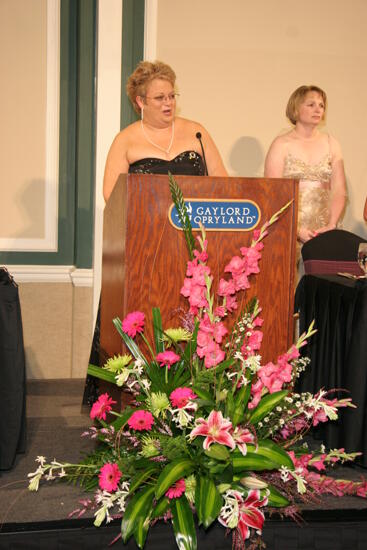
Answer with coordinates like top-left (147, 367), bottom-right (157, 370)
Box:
top-left (101, 174), bottom-right (298, 376)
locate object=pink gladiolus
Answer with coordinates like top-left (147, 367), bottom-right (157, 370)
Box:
top-left (232, 272), bottom-right (250, 291)
top-left (190, 410), bottom-right (235, 450)
top-left (98, 462), bottom-right (122, 492)
top-left (90, 393), bottom-right (116, 421)
top-left (248, 379), bottom-right (264, 410)
top-left (217, 278), bottom-right (236, 297)
top-left (225, 294), bottom-right (238, 312)
top-left (224, 256), bottom-right (246, 276)
top-left (258, 361), bottom-right (292, 393)
top-left (170, 387), bottom-right (197, 409)
top-left (219, 489), bottom-right (267, 541)
top-left (127, 410), bottom-right (154, 431)
top-left (232, 426), bottom-right (255, 456)
top-left (310, 454), bottom-right (327, 471)
top-left (214, 306), bottom-right (226, 318)
top-left (165, 478), bottom-right (186, 499)
top-left (122, 311), bottom-right (145, 337)
top-left (156, 350), bottom-right (180, 369)
top-left (197, 340), bottom-right (225, 368)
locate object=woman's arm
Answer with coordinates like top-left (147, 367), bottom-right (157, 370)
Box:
top-left (103, 131), bottom-right (130, 202)
top-left (264, 137), bottom-right (286, 178)
top-left (315, 136), bottom-right (346, 234)
top-left (198, 124), bottom-right (228, 176)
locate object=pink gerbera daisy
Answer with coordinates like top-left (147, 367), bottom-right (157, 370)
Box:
top-left (90, 393), bottom-right (116, 421)
top-left (127, 410), bottom-right (154, 431)
top-left (165, 478), bottom-right (186, 499)
top-left (122, 311), bottom-right (145, 337)
top-left (98, 462), bottom-right (122, 492)
top-left (156, 351), bottom-right (180, 369)
top-left (170, 387), bottom-right (197, 409)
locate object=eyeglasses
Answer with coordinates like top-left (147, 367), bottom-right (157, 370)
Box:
top-left (143, 92), bottom-right (179, 104)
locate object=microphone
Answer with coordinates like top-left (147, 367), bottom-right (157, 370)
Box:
top-left (196, 132), bottom-right (208, 176)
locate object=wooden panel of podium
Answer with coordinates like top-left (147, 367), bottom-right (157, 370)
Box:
top-left (100, 174), bottom-right (298, 387)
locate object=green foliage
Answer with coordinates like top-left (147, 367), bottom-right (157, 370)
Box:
top-left (169, 173), bottom-right (195, 260)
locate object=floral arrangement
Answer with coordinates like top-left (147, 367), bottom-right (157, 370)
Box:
top-left (29, 179), bottom-right (367, 550)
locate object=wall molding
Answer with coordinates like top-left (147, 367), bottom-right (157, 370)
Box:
top-left (4, 265), bottom-right (93, 286)
top-left (0, 0), bottom-right (60, 253)
top-left (144, 0), bottom-right (158, 60)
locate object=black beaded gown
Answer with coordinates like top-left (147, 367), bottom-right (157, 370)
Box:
top-left (83, 152), bottom-right (205, 405)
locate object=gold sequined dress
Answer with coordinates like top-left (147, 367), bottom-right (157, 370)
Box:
top-left (283, 151), bottom-right (332, 260)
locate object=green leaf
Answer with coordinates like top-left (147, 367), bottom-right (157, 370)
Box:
top-left (247, 390), bottom-right (288, 425)
top-left (113, 317), bottom-right (148, 365)
top-left (253, 439), bottom-right (294, 470)
top-left (87, 364), bottom-right (117, 384)
top-left (169, 173), bottom-right (195, 260)
top-left (204, 444), bottom-right (230, 461)
top-left (111, 407), bottom-right (134, 431)
top-left (152, 307), bottom-right (164, 354)
top-left (155, 458), bottom-right (195, 500)
top-left (192, 386), bottom-right (215, 406)
top-left (233, 451), bottom-right (279, 472)
top-left (195, 476), bottom-right (223, 529)
top-left (183, 324), bottom-right (198, 361)
top-left (232, 384), bottom-right (251, 426)
top-left (129, 465), bottom-right (159, 494)
top-left (171, 495), bottom-right (197, 550)
top-left (151, 496), bottom-right (171, 519)
top-left (121, 485), bottom-right (155, 543)
top-left (263, 484), bottom-right (290, 508)
top-left (134, 513), bottom-right (151, 549)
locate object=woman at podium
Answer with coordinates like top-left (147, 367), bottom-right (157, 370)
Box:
top-left (264, 85), bottom-right (346, 259)
top-left (103, 60), bottom-right (227, 202)
top-left (84, 61), bottom-right (227, 406)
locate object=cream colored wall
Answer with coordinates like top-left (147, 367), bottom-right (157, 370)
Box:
top-left (19, 283), bottom-right (93, 379)
top-left (0, 0), bottom-right (47, 239)
top-left (154, 0), bottom-right (367, 238)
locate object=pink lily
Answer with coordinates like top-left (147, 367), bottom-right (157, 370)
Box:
top-left (189, 410), bottom-right (235, 450)
top-left (219, 489), bottom-right (268, 541)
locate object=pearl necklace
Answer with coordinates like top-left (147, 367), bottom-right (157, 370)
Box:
top-left (140, 119), bottom-right (175, 156)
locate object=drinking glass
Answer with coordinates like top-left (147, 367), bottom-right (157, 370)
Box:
top-left (358, 243), bottom-right (367, 276)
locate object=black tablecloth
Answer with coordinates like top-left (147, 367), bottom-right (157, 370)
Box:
top-left (296, 274), bottom-right (367, 466)
top-left (0, 269), bottom-right (26, 470)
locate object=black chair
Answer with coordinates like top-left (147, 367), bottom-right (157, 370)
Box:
top-left (301, 229), bottom-right (366, 276)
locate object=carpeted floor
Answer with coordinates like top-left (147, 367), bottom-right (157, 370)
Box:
top-left (0, 379), bottom-right (96, 526)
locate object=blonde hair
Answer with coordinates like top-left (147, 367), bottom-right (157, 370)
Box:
top-left (126, 60), bottom-right (176, 114)
top-left (286, 85), bottom-right (327, 125)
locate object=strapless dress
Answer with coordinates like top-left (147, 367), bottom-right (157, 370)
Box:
top-left (128, 150), bottom-right (205, 176)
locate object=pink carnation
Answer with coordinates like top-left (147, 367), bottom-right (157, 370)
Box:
top-left (127, 410), bottom-right (154, 431)
top-left (90, 393), bottom-right (116, 421)
top-left (156, 350), bottom-right (180, 369)
top-left (98, 462), bottom-right (122, 492)
top-left (170, 387), bottom-right (197, 409)
top-left (122, 311), bottom-right (145, 337)
top-left (165, 478), bottom-right (186, 499)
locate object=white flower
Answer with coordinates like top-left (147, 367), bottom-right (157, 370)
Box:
top-left (28, 473), bottom-right (42, 492)
top-left (219, 491), bottom-right (240, 529)
top-left (36, 456), bottom-right (47, 466)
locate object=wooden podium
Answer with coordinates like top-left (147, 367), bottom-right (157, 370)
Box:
top-left (100, 174), bottom-right (298, 368)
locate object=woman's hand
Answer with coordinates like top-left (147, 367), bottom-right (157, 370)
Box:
top-left (297, 226), bottom-right (319, 243)
top-left (314, 223), bottom-right (337, 236)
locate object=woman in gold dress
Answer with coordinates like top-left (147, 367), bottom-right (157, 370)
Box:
top-left (264, 85), bottom-right (346, 258)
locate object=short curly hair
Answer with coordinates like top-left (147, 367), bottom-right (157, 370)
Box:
top-left (126, 60), bottom-right (176, 114)
top-left (286, 85), bottom-right (327, 125)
